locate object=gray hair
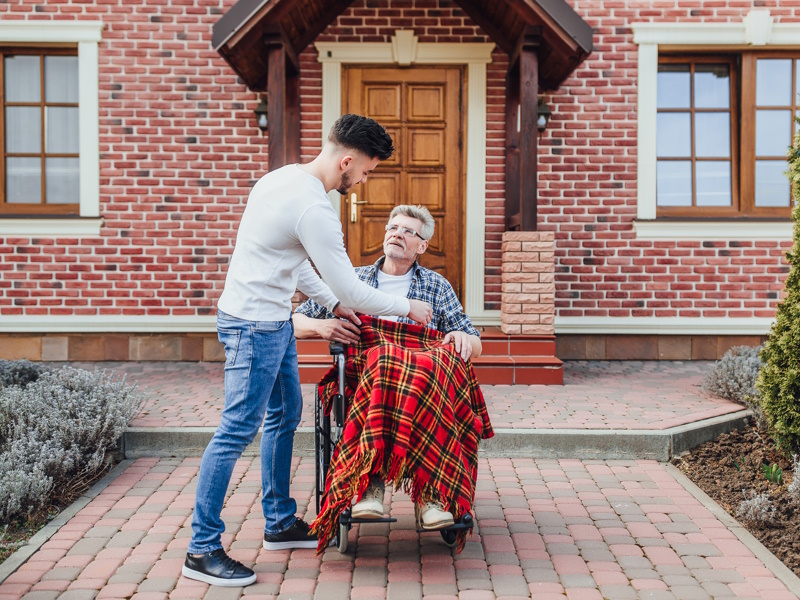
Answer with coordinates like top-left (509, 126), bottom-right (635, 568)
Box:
top-left (388, 204), bottom-right (435, 240)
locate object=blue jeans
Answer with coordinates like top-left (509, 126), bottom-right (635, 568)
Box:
top-left (188, 310), bottom-right (303, 554)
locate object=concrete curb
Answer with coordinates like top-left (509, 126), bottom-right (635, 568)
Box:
top-left (121, 410), bottom-right (751, 460)
top-left (665, 463), bottom-right (800, 597)
top-left (0, 459), bottom-right (134, 585)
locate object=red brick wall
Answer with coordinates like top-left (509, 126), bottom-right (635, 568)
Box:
top-left (538, 4), bottom-right (794, 319)
top-left (0, 0), bottom-right (794, 322)
top-left (0, 0), bottom-right (260, 318)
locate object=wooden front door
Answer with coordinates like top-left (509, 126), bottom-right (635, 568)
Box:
top-left (342, 66), bottom-right (465, 300)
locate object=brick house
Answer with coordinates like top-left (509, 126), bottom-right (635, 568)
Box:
top-left (0, 0), bottom-right (795, 383)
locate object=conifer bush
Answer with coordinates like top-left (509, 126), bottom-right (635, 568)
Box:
top-left (0, 364), bottom-right (144, 523)
top-left (756, 116), bottom-right (800, 454)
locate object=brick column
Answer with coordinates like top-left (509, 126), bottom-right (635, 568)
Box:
top-left (501, 231), bottom-right (555, 335)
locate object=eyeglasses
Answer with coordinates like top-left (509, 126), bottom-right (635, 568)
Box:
top-left (385, 224), bottom-right (425, 240)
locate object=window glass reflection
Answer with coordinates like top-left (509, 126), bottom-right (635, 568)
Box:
top-left (657, 64), bottom-right (690, 109)
top-left (696, 162), bottom-right (732, 206)
top-left (755, 110), bottom-right (792, 156)
top-left (656, 113), bottom-right (691, 157)
top-left (694, 64), bottom-right (730, 108)
top-left (755, 160), bottom-right (790, 207)
top-left (695, 113), bottom-right (730, 158)
top-left (656, 161), bottom-right (692, 206)
top-left (756, 59), bottom-right (791, 106)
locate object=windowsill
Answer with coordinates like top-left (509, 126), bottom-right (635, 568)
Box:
top-left (633, 219), bottom-right (792, 240)
top-left (0, 217), bottom-right (103, 237)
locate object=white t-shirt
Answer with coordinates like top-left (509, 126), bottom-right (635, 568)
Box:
top-left (375, 269), bottom-right (414, 322)
top-left (217, 164), bottom-right (411, 321)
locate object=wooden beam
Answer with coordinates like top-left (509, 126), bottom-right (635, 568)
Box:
top-left (267, 38), bottom-right (287, 170)
top-left (505, 60), bottom-right (521, 231)
top-left (286, 69), bottom-right (300, 164)
top-left (518, 28), bottom-right (541, 231)
top-left (263, 23), bottom-right (299, 74)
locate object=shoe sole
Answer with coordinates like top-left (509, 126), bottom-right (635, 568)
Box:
top-left (262, 539), bottom-right (319, 550)
top-left (421, 519), bottom-right (455, 530)
top-left (181, 565), bottom-right (257, 587)
top-left (350, 509), bottom-right (385, 519)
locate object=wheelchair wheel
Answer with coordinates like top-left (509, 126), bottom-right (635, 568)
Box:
top-left (440, 529), bottom-right (458, 548)
top-left (314, 387), bottom-right (331, 514)
top-left (336, 521), bottom-right (349, 553)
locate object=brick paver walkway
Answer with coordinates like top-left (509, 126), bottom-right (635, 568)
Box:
top-left (83, 361), bottom-right (745, 431)
top-left (1, 456), bottom-right (795, 600)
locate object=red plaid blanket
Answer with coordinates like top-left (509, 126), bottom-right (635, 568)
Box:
top-left (310, 316), bottom-right (494, 553)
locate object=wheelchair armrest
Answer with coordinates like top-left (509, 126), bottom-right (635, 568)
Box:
top-left (329, 341), bottom-right (346, 355)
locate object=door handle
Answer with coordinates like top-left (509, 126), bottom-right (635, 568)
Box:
top-left (349, 192), bottom-right (367, 223)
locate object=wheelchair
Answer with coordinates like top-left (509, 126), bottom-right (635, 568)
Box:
top-left (314, 341), bottom-right (474, 553)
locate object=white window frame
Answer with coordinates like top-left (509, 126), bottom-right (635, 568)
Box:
top-left (0, 20), bottom-right (103, 237)
top-left (632, 9), bottom-right (800, 240)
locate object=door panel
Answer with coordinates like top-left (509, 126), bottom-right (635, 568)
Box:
top-left (343, 66), bottom-right (464, 300)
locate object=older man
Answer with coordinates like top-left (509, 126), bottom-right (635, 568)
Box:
top-left (293, 204), bottom-right (481, 529)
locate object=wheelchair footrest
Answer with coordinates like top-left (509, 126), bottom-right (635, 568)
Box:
top-left (341, 515), bottom-right (397, 525)
top-left (415, 513), bottom-right (474, 533)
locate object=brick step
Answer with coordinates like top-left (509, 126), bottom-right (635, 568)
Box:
top-left (298, 352), bottom-right (563, 385)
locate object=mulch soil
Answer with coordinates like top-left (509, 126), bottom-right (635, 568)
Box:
top-left (673, 423), bottom-right (800, 577)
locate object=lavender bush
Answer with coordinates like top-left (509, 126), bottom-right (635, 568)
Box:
top-left (0, 364), bottom-right (144, 523)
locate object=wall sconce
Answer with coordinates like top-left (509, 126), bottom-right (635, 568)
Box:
top-left (537, 98), bottom-right (551, 132)
top-left (254, 97), bottom-right (268, 132)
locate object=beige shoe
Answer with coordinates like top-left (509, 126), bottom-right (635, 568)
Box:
top-left (416, 501), bottom-right (454, 530)
top-left (351, 480), bottom-right (385, 519)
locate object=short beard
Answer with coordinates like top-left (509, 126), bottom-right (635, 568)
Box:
top-left (336, 170), bottom-right (355, 195)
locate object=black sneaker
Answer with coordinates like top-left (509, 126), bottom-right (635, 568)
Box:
top-left (182, 549), bottom-right (257, 587)
top-left (263, 517), bottom-right (318, 550)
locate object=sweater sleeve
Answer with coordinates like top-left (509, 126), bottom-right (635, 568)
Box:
top-left (296, 205), bottom-right (411, 317)
top-left (295, 259), bottom-right (339, 312)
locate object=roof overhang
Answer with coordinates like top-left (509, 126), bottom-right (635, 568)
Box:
top-left (212, 0), bottom-right (593, 91)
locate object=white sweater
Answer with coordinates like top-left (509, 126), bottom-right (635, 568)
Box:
top-left (217, 164), bottom-right (411, 321)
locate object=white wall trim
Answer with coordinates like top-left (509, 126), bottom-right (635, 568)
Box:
top-left (0, 20), bottom-right (103, 43)
top-left (0, 20), bottom-right (103, 237)
top-left (0, 218), bottom-right (103, 237)
top-left (316, 32), bottom-right (495, 318)
top-left (632, 10), bottom-right (800, 235)
top-left (0, 315), bottom-right (217, 334)
top-left (1, 313), bottom-right (772, 335)
top-left (556, 316), bottom-right (773, 335)
top-left (633, 219), bottom-right (792, 240)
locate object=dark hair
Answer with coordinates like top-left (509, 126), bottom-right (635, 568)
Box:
top-left (328, 114), bottom-right (395, 161)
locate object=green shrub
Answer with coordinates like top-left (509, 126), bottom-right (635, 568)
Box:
top-left (0, 366), bottom-right (144, 523)
top-left (756, 116), bottom-right (800, 454)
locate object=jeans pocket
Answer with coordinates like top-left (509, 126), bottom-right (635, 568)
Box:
top-left (218, 327), bottom-right (242, 367)
top-left (254, 320), bottom-right (288, 333)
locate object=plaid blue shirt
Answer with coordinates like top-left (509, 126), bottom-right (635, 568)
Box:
top-left (295, 257), bottom-right (479, 337)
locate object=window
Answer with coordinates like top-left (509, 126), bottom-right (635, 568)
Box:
top-left (0, 21), bottom-right (102, 237)
top-left (1, 49), bottom-right (80, 215)
top-left (656, 53), bottom-right (798, 219)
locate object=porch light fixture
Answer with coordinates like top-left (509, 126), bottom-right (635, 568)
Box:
top-left (254, 97), bottom-right (268, 132)
top-left (537, 98), bottom-right (551, 132)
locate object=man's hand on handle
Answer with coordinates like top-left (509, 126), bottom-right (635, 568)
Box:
top-left (333, 304), bottom-right (362, 326)
top-left (317, 314), bottom-right (361, 344)
top-left (407, 299), bottom-right (433, 326)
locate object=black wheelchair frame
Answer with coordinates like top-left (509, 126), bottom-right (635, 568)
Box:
top-left (314, 341), bottom-right (473, 553)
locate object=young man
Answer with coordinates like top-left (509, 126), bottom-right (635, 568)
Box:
top-left (293, 204), bottom-right (481, 529)
top-left (182, 116), bottom-right (434, 587)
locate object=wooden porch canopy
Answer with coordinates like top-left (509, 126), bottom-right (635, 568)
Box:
top-left (211, 0), bottom-right (592, 231)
